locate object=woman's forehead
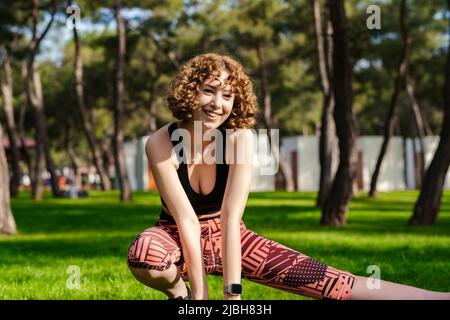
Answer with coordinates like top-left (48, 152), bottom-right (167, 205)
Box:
top-left (203, 70), bottom-right (232, 89)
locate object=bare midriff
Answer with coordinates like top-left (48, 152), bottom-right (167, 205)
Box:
top-left (162, 203), bottom-right (221, 220)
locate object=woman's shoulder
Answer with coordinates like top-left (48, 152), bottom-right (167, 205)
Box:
top-left (146, 122), bottom-right (172, 146)
top-left (145, 122), bottom-right (178, 166)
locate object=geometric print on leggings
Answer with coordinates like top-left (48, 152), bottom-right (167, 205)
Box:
top-left (240, 230), bottom-right (355, 300)
top-left (262, 244), bottom-right (327, 286)
top-left (240, 231), bottom-right (327, 286)
top-left (127, 217), bottom-right (355, 300)
top-left (127, 227), bottom-right (181, 271)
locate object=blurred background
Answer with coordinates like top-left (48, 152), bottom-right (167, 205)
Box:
top-left (0, 0), bottom-right (450, 224)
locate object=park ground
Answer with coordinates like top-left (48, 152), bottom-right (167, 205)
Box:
top-left (1, 190), bottom-right (449, 299)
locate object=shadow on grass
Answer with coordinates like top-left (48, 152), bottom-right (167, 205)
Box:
top-left (1, 224), bottom-right (448, 263)
top-left (243, 206), bottom-right (450, 237)
top-left (3, 191), bottom-right (449, 272)
top-left (11, 202), bottom-right (160, 234)
top-left (8, 191), bottom-right (450, 237)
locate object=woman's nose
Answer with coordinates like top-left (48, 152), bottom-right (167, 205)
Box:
top-left (211, 94), bottom-right (221, 109)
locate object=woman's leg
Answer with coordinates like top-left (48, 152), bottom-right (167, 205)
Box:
top-left (127, 225), bottom-right (189, 299)
top-left (239, 228), bottom-right (354, 300)
top-left (239, 228), bottom-right (450, 300)
top-left (129, 265), bottom-right (188, 299)
top-left (351, 276), bottom-right (450, 300)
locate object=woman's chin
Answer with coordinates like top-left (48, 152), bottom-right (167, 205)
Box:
top-left (201, 118), bottom-right (221, 129)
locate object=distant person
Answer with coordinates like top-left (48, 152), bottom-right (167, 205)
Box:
top-left (127, 53), bottom-right (450, 300)
top-left (66, 178), bottom-right (78, 199)
top-left (58, 175), bottom-right (66, 190)
top-left (22, 174), bottom-right (31, 188)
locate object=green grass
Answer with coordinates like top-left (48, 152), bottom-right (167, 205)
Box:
top-left (1, 190), bottom-right (450, 300)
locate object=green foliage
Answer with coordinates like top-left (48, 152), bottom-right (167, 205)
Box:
top-left (0, 0), bottom-right (448, 161)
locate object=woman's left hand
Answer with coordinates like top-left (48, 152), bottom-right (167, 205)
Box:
top-left (224, 293), bottom-right (241, 300)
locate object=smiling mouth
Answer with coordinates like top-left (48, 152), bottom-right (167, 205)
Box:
top-left (204, 109), bottom-right (221, 117)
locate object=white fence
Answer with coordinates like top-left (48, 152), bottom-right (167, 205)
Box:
top-left (124, 132), bottom-right (275, 192)
top-left (281, 135), bottom-right (450, 192)
top-left (124, 135), bottom-right (450, 192)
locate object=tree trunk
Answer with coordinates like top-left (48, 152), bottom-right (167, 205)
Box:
top-left (113, 0), bottom-right (132, 202)
top-left (28, 63), bottom-right (60, 199)
top-left (369, 0), bottom-right (410, 197)
top-left (321, 0), bottom-right (359, 226)
top-left (0, 51), bottom-right (21, 197)
top-left (421, 106), bottom-right (433, 136)
top-left (147, 79), bottom-right (158, 133)
top-left (27, 65), bottom-right (45, 201)
top-left (73, 23), bottom-right (111, 191)
top-left (68, 146), bottom-right (82, 190)
top-left (101, 133), bottom-right (114, 180)
top-left (312, 0), bottom-right (335, 207)
top-left (65, 125), bottom-right (82, 190)
top-left (408, 1), bottom-right (450, 225)
top-left (149, 99), bottom-right (158, 133)
top-left (148, 32), bottom-right (180, 69)
top-left (405, 71), bottom-right (425, 187)
top-left (0, 123), bottom-right (17, 235)
top-left (256, 41), bottom-right (295, 192)
top-left (26, 0), bottom-right (59, 200)
top-left (141, 53), bottom-right (159, 134)
top-left (19, 62), bottom-right (34, 188)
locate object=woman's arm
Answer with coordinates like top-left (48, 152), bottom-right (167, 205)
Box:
top-left (146, 132), bottom-right (208, 300)
top-left (220, 129), bottom-right (254, 300)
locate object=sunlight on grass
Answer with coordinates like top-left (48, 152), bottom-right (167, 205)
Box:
top-left (1, 190), bottom-right (449, 299)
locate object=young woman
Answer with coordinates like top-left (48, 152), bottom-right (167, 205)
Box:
top-left (127, 53), bottom-right (450, 300)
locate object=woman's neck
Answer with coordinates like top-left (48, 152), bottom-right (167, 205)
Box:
top-left (179, 119), bottom-right (218, 164)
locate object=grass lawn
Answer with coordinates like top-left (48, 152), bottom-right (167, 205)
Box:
top-left (1, 190), bottom-right (449, 300)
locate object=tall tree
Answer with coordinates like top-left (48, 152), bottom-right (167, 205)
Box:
top-left (256, 41), bottom-right (295, 192)
top-left (408, 0), bottom-right (450, 225)
top-left (70, 2), bottom-right (112, 191)
top-left (320, 0), bottom-right (358, 226)
top-left (0, 122), bottom-right (17, 235)
top-left (369, 0), bottom-right (410, 197)
top-left (405, 71), bottom-right (426, 186)
top-left (113, 0), bottom-right (132, 201)
top-left (25, 0), bottom-right (60, 200)
top-left (19, 61), bottom-right (34, 187)
top-left (229, 0), bottom-right (295, 191)
top-left (312, 0), bottom-right (335, 207)
top-left (0, 48), bottom-right (21, 197)
top-left (65, 121), bottom-right (82, 190)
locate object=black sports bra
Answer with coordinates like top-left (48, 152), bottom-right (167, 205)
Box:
top-left (159, 122), bottom-right (229, 220)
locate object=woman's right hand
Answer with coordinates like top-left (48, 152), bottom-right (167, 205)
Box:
top-left (177, 221), bottom-right (209, 300)
top-left (145, 131), bottom-right (209, 300)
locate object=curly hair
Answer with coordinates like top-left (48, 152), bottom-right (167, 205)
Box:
top-left (166, 53), bottom-right (259, 129)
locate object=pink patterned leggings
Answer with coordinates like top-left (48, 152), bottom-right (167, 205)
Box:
top-left (127, 217), bottom-right (355, 300)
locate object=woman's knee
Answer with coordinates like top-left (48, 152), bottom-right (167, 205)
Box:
top-left (127, 227), bottom-right (182, 279)
top-left (128, 264), bottom-right (181, 289)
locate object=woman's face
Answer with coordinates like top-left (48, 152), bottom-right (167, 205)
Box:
top-left (192, 69), bottom-right (235, 130)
